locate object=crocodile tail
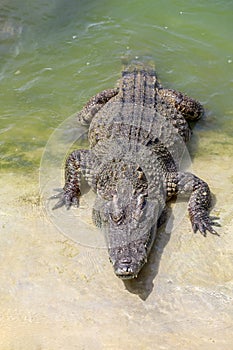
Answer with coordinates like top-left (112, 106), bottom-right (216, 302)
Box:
top-left (121, 55), bottom-right (156, 74)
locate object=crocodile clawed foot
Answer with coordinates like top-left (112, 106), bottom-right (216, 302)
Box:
top-left (191, 214), bottom-right (220, 237)
top-left (50, 189), bottom-right (79, 210)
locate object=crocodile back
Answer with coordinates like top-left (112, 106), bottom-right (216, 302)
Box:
top-left (88, 67), bottom-right (189, 170)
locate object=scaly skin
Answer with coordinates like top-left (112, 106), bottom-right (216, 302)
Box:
top-left (52, 63), bottom-right (219, 279)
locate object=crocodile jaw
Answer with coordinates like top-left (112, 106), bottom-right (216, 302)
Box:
top-left (111, 255), bottom-right (146, 280)
top-left (108, 227), bottom-right (156, 280)
top-left (114, 260), bottom-right (145, 280)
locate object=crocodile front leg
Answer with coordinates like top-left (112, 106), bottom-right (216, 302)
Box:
top-left (166, 171), bottom-right (219, 236)
top-left (77, 88), bottom-right (119, 125)
top-left (52, 149), bottom-right (96, 209)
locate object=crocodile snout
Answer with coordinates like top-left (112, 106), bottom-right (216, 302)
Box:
top-left (115, 257), bottom-right (135, 279)
top-left (115, 265), bottom-right (136, 279)
top-left (113, 255), bottom-right (145, 279)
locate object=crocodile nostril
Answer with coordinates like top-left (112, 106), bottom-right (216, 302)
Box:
top-left (121, 257), bottom-right (132, 264)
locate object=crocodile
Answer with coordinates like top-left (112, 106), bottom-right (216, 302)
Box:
top-left (52, 62), bottom-right (219, 279)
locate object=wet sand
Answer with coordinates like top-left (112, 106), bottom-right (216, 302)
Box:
top-left (0, 143), bottom-right (232, 349)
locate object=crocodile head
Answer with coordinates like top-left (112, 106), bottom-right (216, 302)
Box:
top-left (94, 172), bottom-right (164, 279)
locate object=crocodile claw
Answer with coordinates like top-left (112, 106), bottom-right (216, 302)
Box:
top-left (50, 189), bottom-right (79, 210)
top-left (191, 214), bottom-right (220, 237)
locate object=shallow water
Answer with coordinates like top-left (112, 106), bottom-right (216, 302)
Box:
top-left (0, 0), bottom-right (233, 348)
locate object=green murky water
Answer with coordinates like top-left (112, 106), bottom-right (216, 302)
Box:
top-left (0, 1), bottom-right (233, 349)
top-left (0, 0), bottom-right (232, 171)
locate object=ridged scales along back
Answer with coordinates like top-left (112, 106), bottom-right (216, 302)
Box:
top-left (88, 66), bottom-right (191, 168)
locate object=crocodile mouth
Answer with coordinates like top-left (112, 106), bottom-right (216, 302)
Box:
top-left (115, 270), bottom-right (138, 280)
top-left (116, 273), bottom-right (137, 280)
top-left (113, 258), bottom-right (146, 279)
